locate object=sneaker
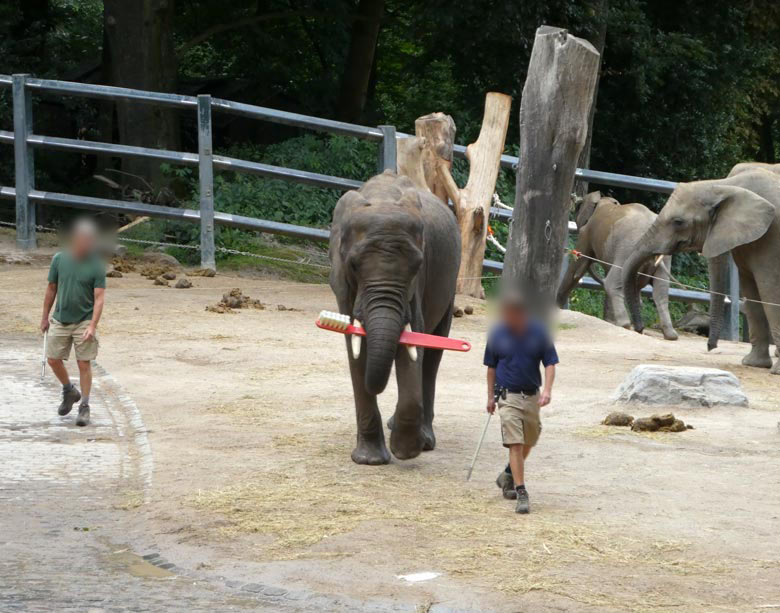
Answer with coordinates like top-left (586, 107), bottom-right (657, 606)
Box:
top-left (58, 386), bottom-right (81, 416)
top-left (76, 403), bottom-right (90, 427)
top-left (496, 471), bottom-right (517, 500)
top-left (515, 488), bottom-right (530, 514)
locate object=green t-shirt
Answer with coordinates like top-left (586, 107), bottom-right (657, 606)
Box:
top-left (48, 251), bottom-right (106, 324)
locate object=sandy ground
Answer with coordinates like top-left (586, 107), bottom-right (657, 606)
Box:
top-left (2, 231), bottom-right (780, 612)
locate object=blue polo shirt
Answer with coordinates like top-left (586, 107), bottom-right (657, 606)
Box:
top-left (483, 320), bottom-right (559, 392)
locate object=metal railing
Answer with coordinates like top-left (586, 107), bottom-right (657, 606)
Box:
top-left (0, 73), bottom-right (740, 340)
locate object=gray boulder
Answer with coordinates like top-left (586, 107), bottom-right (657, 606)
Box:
top-left (613, 365), bottom-right (748, 408)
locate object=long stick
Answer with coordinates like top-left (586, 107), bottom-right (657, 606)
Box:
top-left (466, 411), bottom-right (492, 481)
top-left (41, 331), bottom-right (48, 380)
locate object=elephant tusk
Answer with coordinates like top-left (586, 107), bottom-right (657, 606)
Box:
top-left (351, 319), bottom-right (362, 359)
top-left (404, 323), bottom-right (418, 362)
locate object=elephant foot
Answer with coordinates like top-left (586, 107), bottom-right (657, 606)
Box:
top-left (775, 347), bottom-right (779, 358)
top-left (351, 433), bottom-right (391, 465)
top-left (421, 424), bottom-right (436, 451)
top-left (386, 414), bottom-right (395, 430)
top-left (389, 421), bottom-right (424, 460)
top-left (742, 348), bottom-right (773, 369)
top-left (662, 329), bottom-right (679, 341)
top-left (771, 361), bottom-right (780, 376)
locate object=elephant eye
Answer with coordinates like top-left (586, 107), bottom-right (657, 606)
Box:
top-left (672, 217), bottom-right (685, 227)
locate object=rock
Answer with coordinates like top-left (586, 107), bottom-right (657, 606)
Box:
top-left (154, 277), bottom-right (169, 286)
top-left (650, 413), bottom-right (676, 427)
top-left (161, 271), bottom-right (176, 281)
top-left (113, 244), bottom-right (128, 257)
top-left (612, 365), bottom-right (748, 408)
top-left (175, 278), bottom-right (192, 289)
top-left (190, 268), bottom-right (216, 277)
top-left (676, 308), bottom-right (710, 336)
top-left (631, 417), bottom-right (659, 432)
top-left (453, 307), bottom-right (464, 318)
top-left (603, 412), bottom-right (634, 427)
top-left (464, 305), bottom-right (474, 315)
top-left (140, 251), bottom-right (181, 269)
top-left (106, 270), bottom-right (123, 278)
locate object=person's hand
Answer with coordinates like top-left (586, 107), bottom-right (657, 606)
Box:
top-left (486, 398), bottom-right (496, 414)
top-left (82, 324), bottom-right (96, 342)
top-left (539, 390), bottom-right (551, 407)
top-left (40, 317), bottom-right (49, 333)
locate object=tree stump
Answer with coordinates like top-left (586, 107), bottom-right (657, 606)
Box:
top-left (396, 136), bottom-right (428, 191)
top-left (503, 26), bottom-right (600, 318)
top-left (414, 113), bottom-right (456, 203)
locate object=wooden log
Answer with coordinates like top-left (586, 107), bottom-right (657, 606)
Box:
top-left (396, 136), bottom-right (429, 191)
top-left (414, 112), bottom-right (456, 202)
top-left (443, 93), bottom-right (512, 298)
top-left (503, 26), bottom-right (600, 319)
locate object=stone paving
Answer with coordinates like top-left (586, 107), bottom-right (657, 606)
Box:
top-left (0, 340), bottom-right (457, 613)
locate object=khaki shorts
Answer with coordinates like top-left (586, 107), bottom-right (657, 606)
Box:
top-left (498, 392), bottom-right (541, 448)
top-left (46, 319), bottom-right (99, 361)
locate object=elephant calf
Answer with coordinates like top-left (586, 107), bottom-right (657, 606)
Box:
top-left (329, 171), bottom-right (461, 464)
top-left (557, 192), bottom-right (677, 340)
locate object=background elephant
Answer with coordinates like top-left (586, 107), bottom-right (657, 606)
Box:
top-left (624, 169), bottom-right (780, 374)
top-left (557, 192), bottom-right (677, 340)
top-left (708, 162), bottom-right (780, 351)
top-left (329, 170), bottom-right (461, 464)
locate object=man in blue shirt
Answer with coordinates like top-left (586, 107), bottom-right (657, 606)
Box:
top-left (484, 291), bottom-right (558, 513)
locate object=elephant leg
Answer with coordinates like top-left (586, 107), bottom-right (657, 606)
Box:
top-left (345, 336), bottom-right (391, 465)
top-left (604, 267), bottom-right (631, 329)
top-left (739, 273), bottom-right (773, 369)
top-left (390, 342), bottom-right (425, 460)
top-left (419, 312), bottom-right (452, 451)
top-left (652, 257), bottom-right (678, 340)
top-left (556, 253), bottom-right (591, 308)
top-left (753, 276), bottom-right (780, 375)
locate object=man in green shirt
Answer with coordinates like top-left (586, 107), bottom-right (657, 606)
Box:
top-left (40, 218), bottom-right (106, 426)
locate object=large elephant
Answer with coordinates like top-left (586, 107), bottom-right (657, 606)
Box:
top-left (624, 169), bottom-right (780, 374)
top-left (557, 192), bottom-right (677, 340)
top-left (707, 162), bottom-right (780, 351)
top-left (329, 170), bottom-right (461, 464)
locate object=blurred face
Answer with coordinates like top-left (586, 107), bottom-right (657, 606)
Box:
top-left (70, 225), bottom-right (96, 258)
top-left (501, 302), bottom-right (528, 333)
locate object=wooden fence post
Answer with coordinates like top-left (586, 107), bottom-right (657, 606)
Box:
top-left (503, 26), bottom-right (600, 317)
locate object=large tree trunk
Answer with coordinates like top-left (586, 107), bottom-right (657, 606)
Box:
top-left (337, 0), bottom-right (384, 123)
top-left (575, 0), bottom-right (608, 198)
top-left (104, 0), bottom-right (179, 187)
top-left (504, 26), bottom-right (600, 319)
top-left (414, 112), bottom-right (456, 203)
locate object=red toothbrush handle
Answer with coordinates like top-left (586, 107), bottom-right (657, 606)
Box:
top-left (315, 321), bottom-right (471, 352)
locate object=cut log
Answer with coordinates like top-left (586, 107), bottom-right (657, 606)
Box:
top-left (503, 26), bottom-right (600, 318)
top-left (414, 113), bottom-right (456, 203)
top-left (396, 136), bottom-right (429, 191)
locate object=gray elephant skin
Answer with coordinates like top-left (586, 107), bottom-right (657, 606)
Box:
top-left (557, 192), bottom-right (677, 340)
top-left (329, 170), bottom-right (461, 464)
top-left (624, 169), bottom-right (780, 374)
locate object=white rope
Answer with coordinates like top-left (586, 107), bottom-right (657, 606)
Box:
top-left (486, 232), bottom-right (506, 254)
top-left (492, 193), bottom-right (513, 211)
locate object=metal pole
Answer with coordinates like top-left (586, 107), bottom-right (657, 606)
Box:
top-left (377, 125), bottom-right (397, 173)
top-left (466, 412), bottom-right (492, 482)
top-left (13, 74), bottom-right (36, 250)
top-left (721, 255), bottom-right (740, 341)
top-left (197, 94), bottom-right (216, 271)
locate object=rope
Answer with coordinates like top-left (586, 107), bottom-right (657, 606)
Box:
top-left (492, 192), bottom-right (513, 211)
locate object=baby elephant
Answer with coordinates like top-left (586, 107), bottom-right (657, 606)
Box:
top-left (557, 192), bottom-right (677, 340)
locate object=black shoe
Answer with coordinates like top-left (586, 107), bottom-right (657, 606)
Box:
top-left (496, 471), bottom-right (517, 500)
top-left (76, 404), bottom-right (90, 427)
top-left (58, 386), bottom-right (81, 416)
top-left (515, 488), bottom-right (530, 514)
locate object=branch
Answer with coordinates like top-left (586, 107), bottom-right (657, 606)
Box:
top-left (436, 160), bottom-right (462, 214)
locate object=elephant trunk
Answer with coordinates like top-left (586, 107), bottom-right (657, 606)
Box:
top-left (706, 254), bottom-right (729, 351)
top-left (623, 226), bottom-right (660, 334)
top-left (363, 301), bottom-right (404, 396)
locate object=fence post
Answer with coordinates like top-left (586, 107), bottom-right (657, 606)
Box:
top-left (721, 254), bottom-right (740, 341)
top-left (13, 74), bottom-right (36, 250)
top-left (197, 94), bottom-right (216, 271)
top-left (377, 125), bottom-right (397, 173)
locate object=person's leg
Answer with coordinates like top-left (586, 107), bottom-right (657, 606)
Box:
top-left (47, 323), bottom-right (81, 415)
top-left (47, 358), bottom-right (70, 386)
top-left (508, 444), bottom-right (525, 488)
top-left (77, 360), bottom-right (92, 403)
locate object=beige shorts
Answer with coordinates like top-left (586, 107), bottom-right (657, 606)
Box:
top-left (498, 392), bottom-right (541, 448)
top-left (46, 319), bottom-right (99, 361)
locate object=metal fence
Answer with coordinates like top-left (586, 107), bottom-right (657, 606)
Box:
top-left (0, 73), bottom-right (740, 340)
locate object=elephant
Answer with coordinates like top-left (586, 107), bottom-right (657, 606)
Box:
top-left (557, 191), bottom-right (677, 340)
top-left (328, 170), bottom-right (461, 464)
top-left (624, 169), bottom-right (780, 374)
top-left (707, 162), bottom-right (780, 351)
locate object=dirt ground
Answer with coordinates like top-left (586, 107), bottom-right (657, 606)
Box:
top-left (2, 230), bottom-right (780, 612)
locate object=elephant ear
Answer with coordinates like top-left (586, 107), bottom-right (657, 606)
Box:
top-left (329, 190), bottom-right (367, 310)
top-left (701, 185), bottom-right (776, 258)
top-left (576, 191), bottom-right (601, 229)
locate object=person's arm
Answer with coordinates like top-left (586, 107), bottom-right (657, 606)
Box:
top-left (40, 282), bottom-right (57, 332)
top-left (486, 367), bottom-right (497, 414)
top-left (82, 287), bottom-right (105, 342)
top-left (540, 364), bottom-right (555, 407)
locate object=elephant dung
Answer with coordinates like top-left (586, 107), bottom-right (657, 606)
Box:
top-left (631, 417), bottom-right (659, 432)
top-left (190, 268), bottom-right (216, 277)
top-left (161, 271), bottom-right (177, 281)
top-left (175, 278), bottom-right (192, 289)
top-left (612, 365), bottom-right (748, 408)
top-left (453, 307), bottom-right (464, 318)
top-left (464, 305), bottom-right (474, 315)
top-left (106, 269), bottom-right (123, 278)
top-left (154, 276), bottom-right (169, 286)
top-left (602, 412), bottom-right (634, 427)
top-left (659, 419), bottom-right (687, 433)
top-left (650, 413), bottom-right (676, 427)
